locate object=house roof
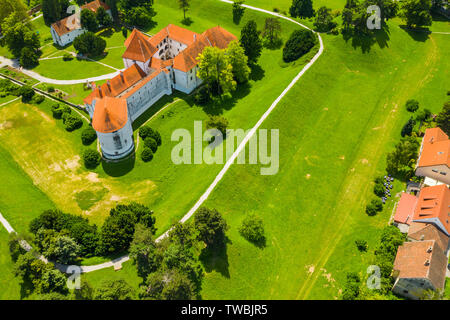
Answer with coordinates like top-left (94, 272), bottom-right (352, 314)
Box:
top-left (394, 193), bottom-right (418, 225)
top-left (418, 127), bottom-right (450, 168)
top-left (412, 184), bottom-right (450, 235)
top-left (80, 0), bottom-right (110, 13)
top-left (122, 29), bottom-right (157, 62)
top-left (408, 222), bottom-right (449, 253)
top-left (148, 24), bottom-right (200, 48)
top-left (51, 14), bottom-right (81, 37)
top-left (92, 97), bottom-right (128, 133)
top-left (393, 240), bottom-right (447, 290)
top-left (84, 63), bottom-right (147, 105)
top-left (201, 26), bottom-right (237, 48)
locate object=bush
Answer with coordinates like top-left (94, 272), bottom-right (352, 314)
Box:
top-left (64, 114), bottom-right (83, 132)
top-left (20, 47), bottom-right (40, 69)
top-left (32, 94), bottom-right (45, 104)
top-left (139, 126), bottom-right (161, 146)
top-left (405, 99), bottom-right (419, 112)
top-left (51, 104), bottom-right (63, 119)
top-left (239, 213), bottom-right (265, 246)
top-left (62, 53), bottom-right (73, 61)
top-left (373, 183), bottom-right (385, 197)
top-left (47, 86), bottom-right (55, 93)
top-left (81, 127), bottom-right (97, 145)
top-left (141, 147), bottom-right (153, 162)
top-left (365, 199), bottom-right (383, 216)
top-left (83, 149), bottom-right (101, 169)
top-left (355, 239), bottom-right (368, 252)
top-left (415, 108), bottom-right (431, 122)
top-left (73, 32), bottom-right (106, 56)
top-left (282, 29), bottom-right (316, 62)
top-left (144, 137), bottom-right (158, 153)
top-left (401, 117), bottom-right (415, 137)
top-left (19, 85), bottom-right (35, 102)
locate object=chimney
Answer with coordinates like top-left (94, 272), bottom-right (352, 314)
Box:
top-left (98, 87), bottom-right (103, 98)
top-left (120, 71), bottom-right (124, 82)
top-left (107, 80), bottom-right (111, 91)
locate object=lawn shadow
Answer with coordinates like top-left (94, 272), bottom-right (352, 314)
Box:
top-left (199, 237), bottom-right (231, 278)
top-left (249, 64), bottom-right (265, 81)
top-left (102, 153), bottom-right (135, 177)
top-left (200, 82), bottom-right (252, 116)
top-left (97, 28), bottom-right (115, 38)
top-left (399, 25), bottom-right (430, 42)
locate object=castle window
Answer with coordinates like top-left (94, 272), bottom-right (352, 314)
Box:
top-left (113, 134), bottom-right (122, 149)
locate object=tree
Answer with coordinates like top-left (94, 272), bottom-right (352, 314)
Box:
top-left (232, 0), bottom-right (245, 24)
top-left (0, 0), bottom-right (28, 26)
top-left (141, 147), bottom-right (154, 162)
top-left (386, 135), bottom-right (420, 178)
top-left (19, 85), bottom-right (35, 102)
top-left (37, 269), bottom-right (68, 294)
top-left (400, 0), bottom-right (432, 28)
top-left (118, 0), bottom-right (156, 29)
top-left (142, 269), bottom-right (195, 300)
top-left (226, 40), bottom-right (250, 83)
top-left (436, 101), bottom-right (450, 136)
top-left (314, 6), bottom-right (337, 32)
top-left (283, 29), bottom-right (316, 62)
top-left (239, 20), bottom-right (262, 65)
top-left (20, 46), bottom-right (40, 68)
top-left (8, 232), bottom-right (26, 262)
top-left (373, 183), bottom-right (385, 197)
top-left (81, 9), bottom-right (99, 32)
top-left (144, 137), bottom-right (158, 153)
top-left (169, 222), bottom-right (195, 248)
top-left (194, 207), bottom-right (229, 247)
top-left (366, 199), bottom-right (383, 216)
top-left (342, 8), bottom-right (353, 31)
top-left (95, 279), bottom-right (135, 300)
top-left (42, 0), bottom-right (62, 25)
top-left (196, 46), bottom-right (236, 96)
top-left (405, 99), bottom-right (419, 112)
top-left (401, 117), bottom-right (415, 137)
top-left (81, 126), bottom-right (97, 145)
top-left (206, 115), bottom-right (229, 136)
top-left (262, 17), bottom-right (282, 47)
top-left (139, 126), bottom-right (161, 145)
top-left (1, 13), bottom-right (40, 58)
top-left (96, 6), bottom-right (113, 28)
top-left (355, 239), bottom-right (368, 252)
top-left (99, 210), bottom-right (136, 254)
top-left (178, 0), bottom-right (190, 20)
top-left (129, 223), bottom-right (162, 278)
top-left (74, 278), bottom-right (94, 300)
top-left (73, 32), bottom-right (106, 56)
top-left (45, 235), bottom-right (80, 264)
top-left (415, 108), bottom-right (431, 122)
top-left (342, 272), bottom-right (361, 300)
top-left (82, 149), bottom-right (101, 169)
top-left (289, 0), bottom-right (315, 18)
top-left (239, 213), bottom-right (265, 246)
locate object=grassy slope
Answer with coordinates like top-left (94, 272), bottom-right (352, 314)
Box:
top-left (0, 228), bottom-right (21, 300)
top-left (199, 25), bottom-right (449, 299)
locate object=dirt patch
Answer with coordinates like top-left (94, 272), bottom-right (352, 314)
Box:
top-left (49, 163), bottom-right (62, 172)
top-left (0, 121), bottom-right (13, 130)
top-left (306, 174), bottom-right (311, 179)
top-left (361, 159), bottom-right (369, 164)
top-left (306, 264), bottom-right (315, 275)
top-left (323, 107), bottom-right (328, 111)
top-left (110, 195), bottom-right (122, 201)
top-left (86, 172), bottom-right (100, 183)
top-left (64, 156), bottom-right (81, 171)
top-left (339, 155), bottom-right (345, 160)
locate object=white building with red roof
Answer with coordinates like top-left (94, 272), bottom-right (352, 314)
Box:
top-left (83, 24), bottom-right (237, 160)
top-left (50, 0), bottom-right (112, 47)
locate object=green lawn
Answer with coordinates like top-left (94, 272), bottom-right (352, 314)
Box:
top-left (0, 228), bottom-right (21, 300)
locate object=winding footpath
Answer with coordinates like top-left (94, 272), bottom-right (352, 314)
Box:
top-left (0, 1), bottom-right (324, 273)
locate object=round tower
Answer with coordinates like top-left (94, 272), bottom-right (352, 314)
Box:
top-left (92, 97), bottom-right (134, 160)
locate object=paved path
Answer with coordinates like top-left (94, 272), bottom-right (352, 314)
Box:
top-left (0, 1), bottom-right (324, 273)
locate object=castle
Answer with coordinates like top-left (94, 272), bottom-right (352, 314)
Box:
top-left (83, 24), bottom-right (237, 160)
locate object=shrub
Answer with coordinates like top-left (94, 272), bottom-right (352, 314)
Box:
top-left (342, 272), bottom-right (360, 300)
top-left (62, 53), bottom-right (73, 61)
top-left (81, 127), bottom-right (97, 145)
top-left (373, 183), bottom-right (385, 197)
top-left (83, 149), bottom-right (101, 169)
top-left (282, 29), bottom-right (316, 62)
top-left (405, 99), bottom-right (419, 112)
top-left (366, 199), bottom-right (383, 216)
top-left (51, 104), bottom-right (63, 119)
top-left (206, 115), bottom-right (229, 136)
top-left (273, 7), bottom-right (280, 12)
top-left (47, 86), bottom-right (55, 93)
top-left (141, 147), bottom-right (153, 162)
top-left (32, 94), bottom-right (45, 104)
top-left (239, 213), bottom-right (265, 246)
top-left (64, 114), bottom-right (83, 132)
top-left (144, 137), bottom-right (157, 153)
top-left (415, 108), bottom-right (431, 122)
top-left (19, 85), bottom-right (35, 102)
top-left (73, 32), bottom-right (106, 56)
top-left (139, 126), bottom-right (161, 146)
top-left (355, 239), bottom-right (368, 252)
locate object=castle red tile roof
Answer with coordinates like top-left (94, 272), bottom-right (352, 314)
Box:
top-left (418, 127), bottom-right (450, 168)
top-left (92, 96), bottom-right (128, 133)
top-left (394, 193), bottom-right (418, 225)
top-left (393, 240), bottom-right (447, 290)
top-left (119, 69), bottom-right (162, 99)
top-left (84, 63), bottom-right (147, 105)
top-left (122, 29), bottom-right (157, 62)
top-left (412, 184), bottom-right (450, 235)
top-left (80, 0), bottom-right (110, 13)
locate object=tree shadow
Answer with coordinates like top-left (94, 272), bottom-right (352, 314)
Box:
top-left (181, 17), bottom-right (194, 26)
top-left (343, 24), bottom-right (391, 53)
top-left (200, 82), bottom-right (251, 116)
top-left (97, 28), bottom-right (114, 38)
top-left (102, 153), bottom-right (136, 177)
top-left (247, 236), bottom-right (267, 249)
top-left (249, 64), bottom-right (265, 81)
top-left (399, 25), bottom-right (430, 42)
top-left (233, 10), bottom-right (245, 25)
top-left (199, 237), bottom-right (231, 278)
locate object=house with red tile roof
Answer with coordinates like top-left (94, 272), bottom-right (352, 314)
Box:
top-left (393, 192), bottom-right (418, 233)
top-left (415, 127), bottom-right (450, 185)
top-left (411, 184), bottom-right (450, 236)
top-left (83, 24), bottom-right (236, 160)
top-left (50, 0), bottom-right (112, 47)
top-left (392, 240), bottom-right (447, 300)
